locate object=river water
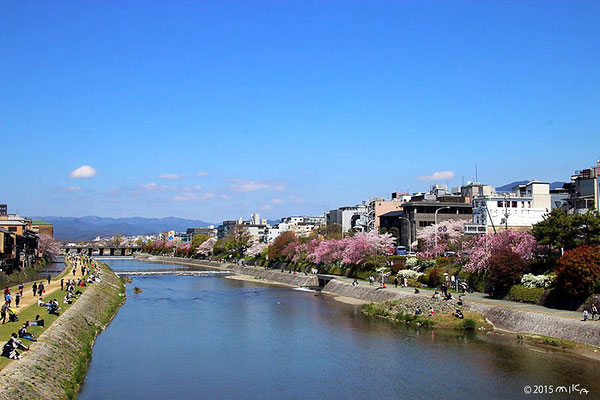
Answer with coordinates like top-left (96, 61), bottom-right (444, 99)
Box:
top-left (78, 259), bottom-right (600, 399)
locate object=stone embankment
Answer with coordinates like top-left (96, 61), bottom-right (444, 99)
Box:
top-left (137, 255), bottom-right (600, 348)
top-left (322, 279), bottom-right (600, 347)
top-left (0, 262), bottom-right (125, 399)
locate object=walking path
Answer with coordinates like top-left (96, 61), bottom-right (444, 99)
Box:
top-left (6, 261), bottom-right (87, 313)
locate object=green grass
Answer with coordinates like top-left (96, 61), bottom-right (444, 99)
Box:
top-left (0, 263), bottom-right (91, 371)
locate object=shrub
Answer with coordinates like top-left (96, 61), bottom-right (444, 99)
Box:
top-left (520, 273), bottom-right (554, 289)
top-left (486, 248), bottom-right (527, 298)
top-left (426, 267), bottom-right (444, 288)
top-left (554, 245), bottom-right (600, 298)
top-left (405, 257), bottom-right (418, 269)
top-left (509, 285), bottom-right (545, 304)
top-left (396, 269), bottom-right (423, 280)
top-left (457, 318), bottom-right (477, 330)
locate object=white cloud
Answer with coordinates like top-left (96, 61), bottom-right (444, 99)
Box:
top-left (196, 171), bottom-right (209, 177)
top-left (139, 182), bottom-right (169, 192)
top-left (260, 204), bottom-right (272, 210)
top-left (229, 178), bottom-right (285, 192)
top-left (417, 171), bottom-right (455, 182)
top-left (220, 195), bottom-right (232, 201)
top-left (70, 165), bottom-right (97, 179)
top-left (159, 173), bottom-right (181, 180)
top-left (181, 185), bottom-right (203, 192)
top-left (59, 186), bottom-right (82, 193)
top-left (173, 192), bottom-right (216, 202)
top-left (271, 198), bottom-right (283, 204)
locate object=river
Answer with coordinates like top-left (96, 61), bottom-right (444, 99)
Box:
top-left (78, 259), bottom-right (600, 399)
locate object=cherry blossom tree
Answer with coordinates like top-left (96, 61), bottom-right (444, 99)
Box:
top-left (463, 230), bottom-right (543, 273)
top-left (197, 237), bottom-right (217, 256)
top-left (246, 241), bottom-right (268, 257)
top-left (415, 219), bottom-right (467, 259)
top-left (38, 233), bottom-right (61, 261)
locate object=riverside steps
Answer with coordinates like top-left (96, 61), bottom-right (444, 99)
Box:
top-left (0, 262), bottom-right (125, 399)
top-left (136, 254), bottom-right (600, 348)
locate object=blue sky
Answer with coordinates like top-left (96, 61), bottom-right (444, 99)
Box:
top-left (1, 1), bottom-right (599, 222)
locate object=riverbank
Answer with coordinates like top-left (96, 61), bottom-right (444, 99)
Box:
top-left (0, 261), bottom-right (125, 399)
top-left (135, 254), bottom-right (600, 350)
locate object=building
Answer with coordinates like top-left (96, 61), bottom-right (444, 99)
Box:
top-left (465, 180), bottom-right (551, 234)
top-left (380, 201), bottom-right (472, 248)
top-left (562, 161), bottom-right (600, 214)
top-left (186, 227), bottom-right (218, 238)
top-left (325, 205), bottom-right (368, 233)
top-left (217, 215), bottom-right (269, 241)
top-left (31, 219), bottom-right (54, 237)
top-left (0, 204), bottom-right (6, 216)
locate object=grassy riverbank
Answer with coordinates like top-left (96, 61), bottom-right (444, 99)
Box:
top-left (362, 300), bottom-right (492, 331)
top-left (0, 261), bottom-right (126, 399)
top-left (0, 260), bottom-right (89, 371)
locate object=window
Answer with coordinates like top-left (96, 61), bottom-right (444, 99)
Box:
top-left (512, 201), bottom-right (517, 208)
top-left (8, 227), bottom-right (17, 232)
top-left (528, 201), bottom-right (531, 208)
top-left (521, 201), bottom-right (525, 208)
top-left (497, 201), bottom-right (503, 207)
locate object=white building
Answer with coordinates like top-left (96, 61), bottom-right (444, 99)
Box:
top-left (325, 205), bottom-right (368, 233)
top-left (466, 180), bottom-right (551, 234)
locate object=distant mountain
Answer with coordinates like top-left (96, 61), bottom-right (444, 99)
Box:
top-left (496, 181), bottom-right (567, 192)
top-left (31, 216), bottom-right (215, 241)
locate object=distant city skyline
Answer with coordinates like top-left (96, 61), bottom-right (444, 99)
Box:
top-left (2, 1), bottom-right (599, 221)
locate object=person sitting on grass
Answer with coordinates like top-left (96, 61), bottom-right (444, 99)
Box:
top-left (415, 307), bottom-right (423, 315)
top-left (428, 307), bottom-right (435, 317)
top-left (37, 298), bottom-right (47, 307)
top-left (18, 324), bottom-right (37, 342)
top-left (47, 299), bottom-right (60, 316)
top-left (2, 333), bottom-right (29, 359)
top-left (457, 295), bottom-right (464, 306)
top-left (452, 309), bottom-right (464, 319)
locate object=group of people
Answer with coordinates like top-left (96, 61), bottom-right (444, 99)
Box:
top-left (583, 304), bottom-right (599, 321)
top-left (2, 285), bottom-right (23, 312)
top-left (1, 255), bottom-right (98, 360)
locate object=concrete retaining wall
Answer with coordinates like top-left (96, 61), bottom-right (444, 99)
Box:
top-left (465, 302), bottom-right (600, 348)
top-left (0, 263), bottom-right (125, 399)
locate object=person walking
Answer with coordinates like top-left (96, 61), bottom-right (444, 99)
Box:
top-left (60, 279), bottom-right (64, 291)
top-left (394, 277), bottom-right (399, 288)
top-left (18, 283), bottom-right (23, 297)
top-left (72, 267), bottom-right (76, 276)
top-left (38, 282), bottom-right (45, 297)
top-left (32, 282), bottom-right (37, 297)
top-left (592, 304), bottom-right (598, 321)
top-left (0, 302), bottom-right (7, 324)
top-left (15, 292), bottom-right (21, 308)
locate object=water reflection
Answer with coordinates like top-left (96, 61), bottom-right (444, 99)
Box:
top-left (78, 260), bottom-right (600, 400)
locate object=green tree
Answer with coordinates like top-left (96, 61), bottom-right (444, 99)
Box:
top-left (533, 210), bottom-right (600, 253)
top-left (190, 234), bottom-right (209, 252)
top-left (212, 238), bottom-right (227, 256)
top-left (225, 225), bottom-right (252, 258)
top-left (555, 245), bottom-right (600, 298)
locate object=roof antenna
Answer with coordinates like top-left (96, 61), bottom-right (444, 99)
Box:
top-left (475, 164), bottom-right (478, 183)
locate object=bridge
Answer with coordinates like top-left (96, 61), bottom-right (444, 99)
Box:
top-left (61, 244), bottom-right (142, 256)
